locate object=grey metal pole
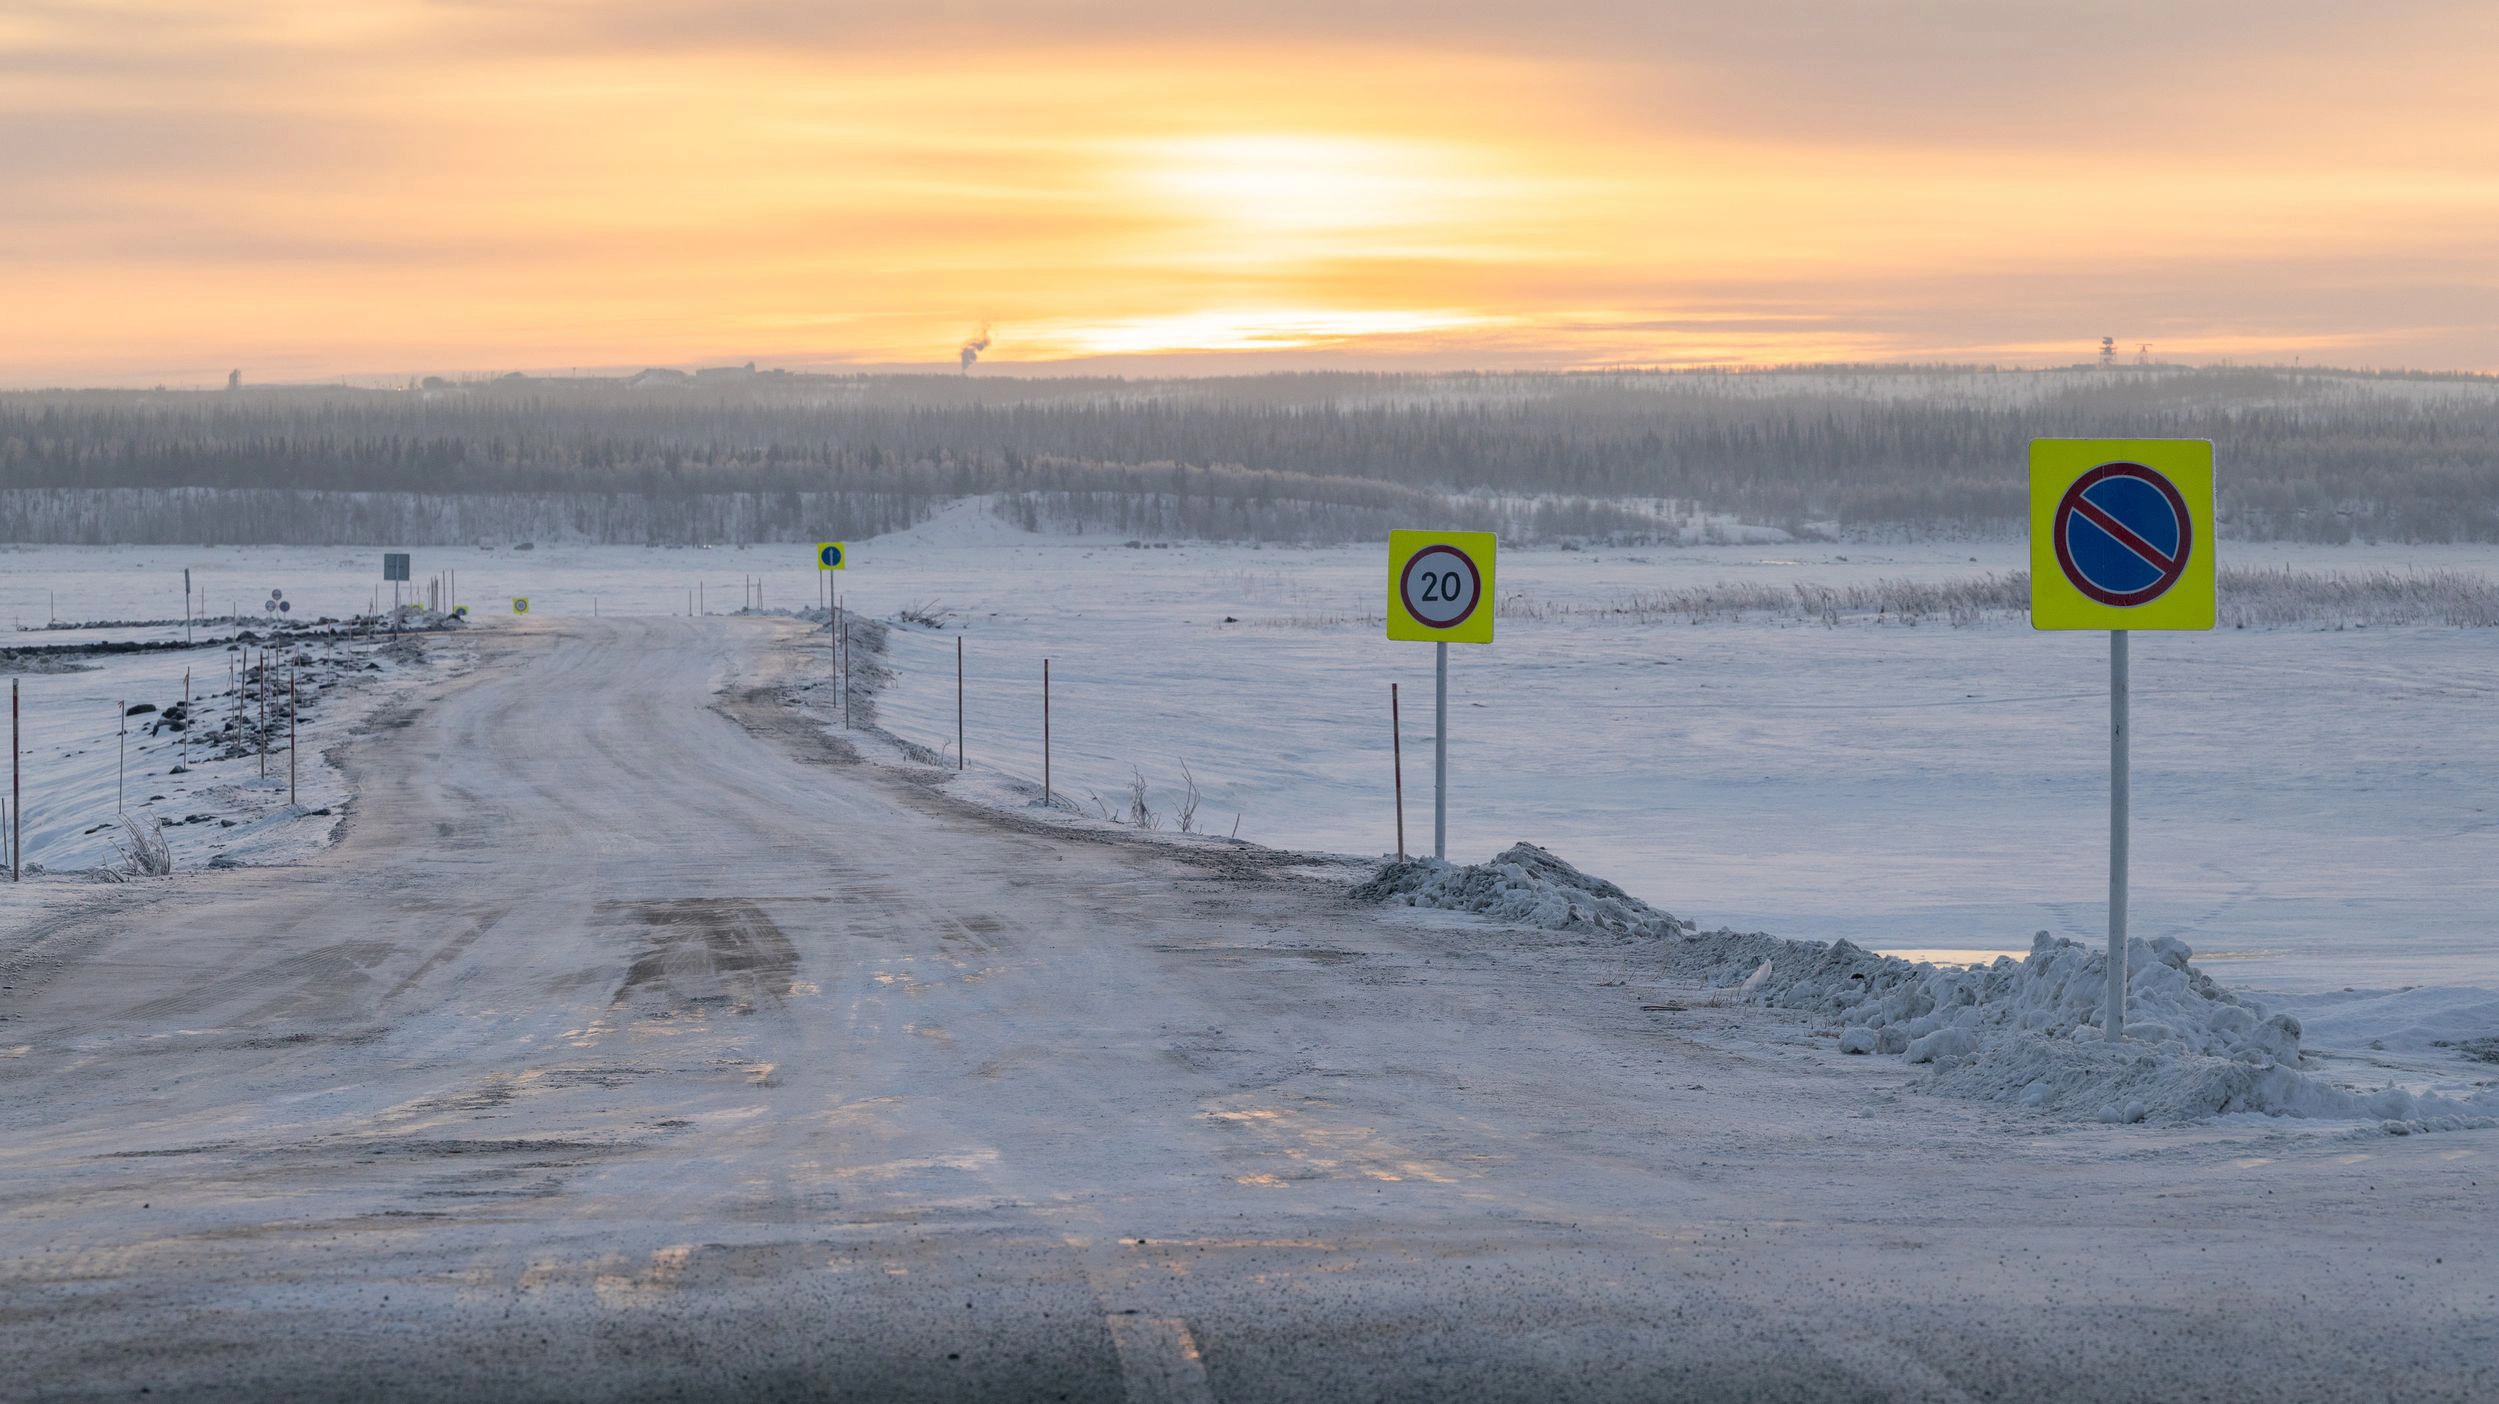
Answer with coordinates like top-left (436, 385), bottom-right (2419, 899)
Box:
top-left (117, 700), bottom-right (126, 814)
top-left (10, 678), bottom-right (18, 881)
top-left (1042, 658), bottom-right (1052, 806)
top-left (956, 636), bottom-right (965, 770)
top-left (1433, 641), bottom-right (1448, 861)
top-left (2107, 628), bottom-right (2130, 1041)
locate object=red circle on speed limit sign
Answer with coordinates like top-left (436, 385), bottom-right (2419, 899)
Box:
top-left (1398, 544), bottom-right (1482, 629)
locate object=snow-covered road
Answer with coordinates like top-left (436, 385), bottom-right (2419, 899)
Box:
top-left (1, 617), bottom-right (2489, 1402)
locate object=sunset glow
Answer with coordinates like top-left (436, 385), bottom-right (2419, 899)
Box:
top-left (5, 1), bottom-right (2497, 381)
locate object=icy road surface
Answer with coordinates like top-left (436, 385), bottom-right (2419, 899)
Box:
top-left (1, 617), bottom-right (2491, 1402)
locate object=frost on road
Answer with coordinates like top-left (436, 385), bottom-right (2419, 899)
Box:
top-left (1, 618), bottom-right (2491, 1403)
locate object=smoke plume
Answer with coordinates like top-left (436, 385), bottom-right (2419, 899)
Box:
top-left (959, 328), bottom-right (991, 372)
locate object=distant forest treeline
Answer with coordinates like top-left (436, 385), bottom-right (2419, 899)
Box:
top-left (3, 366), bottom-right (2494, 543)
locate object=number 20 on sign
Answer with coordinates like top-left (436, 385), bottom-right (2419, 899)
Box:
top-left (1387, 530), bottom-right (1496, 644)
top-left (1385, 529), bottom-right (1495, 863)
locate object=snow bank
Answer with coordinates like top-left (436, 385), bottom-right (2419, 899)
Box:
top-left (1355, 843), bottom-right (1695, 941)
top-left (1361, 844), bottom-right (2499, 1128)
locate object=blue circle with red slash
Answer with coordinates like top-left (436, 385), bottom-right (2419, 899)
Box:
top-left (2053, 462), bottom-right (2193, 607)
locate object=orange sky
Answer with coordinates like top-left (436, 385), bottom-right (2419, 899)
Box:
top-left (5, 0), bottom-right (2497, 384)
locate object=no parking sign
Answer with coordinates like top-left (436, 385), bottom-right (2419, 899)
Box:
top-left (2027, 438), bottom-right (2215, 1045)
top-left (2030, 440), bottom-right (2214, 630)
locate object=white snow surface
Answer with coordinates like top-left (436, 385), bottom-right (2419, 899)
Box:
top-left (1357, 842), bottom-right (2499, 1128)
top-left (2282, 985), bottom-right (2499, 1055)
top-left (9, 535), bottom-right (2498, 1065)
top-left (0, 616), bottom-right (461, 876)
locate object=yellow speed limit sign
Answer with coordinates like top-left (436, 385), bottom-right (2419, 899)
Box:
top-left (512, 597), bottom-right (529, 615)
top-left (1387, 529), bottom-right (1495, 644)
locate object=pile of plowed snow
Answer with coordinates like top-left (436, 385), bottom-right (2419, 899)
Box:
top-left (1358, 844), bottom-right (2498, 1129)
top-left (1356, 842), bottom-right (1695, 940)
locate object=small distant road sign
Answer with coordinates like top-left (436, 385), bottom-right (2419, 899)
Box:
top-left (512, 597), bottom-right (530, 615)
top-left (383, 553), bottom-right (411, 583)
top-left (817, 542), bottom-right (848, 570)
top-left (1385, 529), bottom-right (1496, 863)
top-left (1387, 530), bottom-right (1495, 644)
top-left (2030, 440), bottom-right (2214, 631)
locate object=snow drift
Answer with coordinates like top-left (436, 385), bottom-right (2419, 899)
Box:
top-left (1359, 843), bottom-right (2499, 1128)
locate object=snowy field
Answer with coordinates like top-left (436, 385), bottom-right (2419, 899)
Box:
top-left (5, 516), bottom-right (2495, 1028)
top-left (0, 617), bottom-right (458, 878)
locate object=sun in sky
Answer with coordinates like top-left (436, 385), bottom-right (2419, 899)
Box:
top-left (3, 1), bottom-right (2497, 382)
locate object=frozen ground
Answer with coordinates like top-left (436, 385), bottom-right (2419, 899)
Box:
top-left (7, 522), bottom-right (2493, 1032)
top-left (0, 617), bottom-right (463, 879)
top-left (1, 614), bottom-right (2492, 1401)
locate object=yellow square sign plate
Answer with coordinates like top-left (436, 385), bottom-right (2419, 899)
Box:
top-left (2029, 439), bottom-right (2215, 631)
top-left (1387, 530), bottom-right (1496, 644)
top-left (816, 542), bottom-right (848, 570)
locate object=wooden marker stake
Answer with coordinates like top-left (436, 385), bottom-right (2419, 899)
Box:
top-left (1391, 682), bottom-right (1406, 863)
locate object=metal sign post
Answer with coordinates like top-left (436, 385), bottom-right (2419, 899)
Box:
top-left (1385, 530), bottom-right (1496, 863)
top-left (2029, 440), bottom-right (2214, 1043)
top-left (1434, 643), bottom-right (1448, 860)
top-left (2107, 629), bottom-right (2129, 1039)
top-left (384, 552), bottom-right (410, 635)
